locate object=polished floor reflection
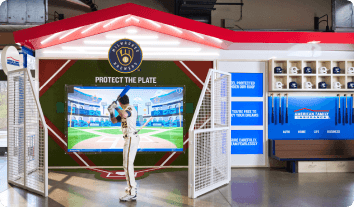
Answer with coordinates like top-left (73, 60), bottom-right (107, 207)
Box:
top-left (1, 159), bottom-right (354, 206)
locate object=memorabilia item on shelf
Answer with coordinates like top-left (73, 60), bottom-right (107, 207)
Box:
top-left (319, 81), bottom-right (327, 89)
top-left (348, 82), bottom-right (354, 89)
top-left (319, 67), bottom-right (328, 74)
top-left (333, 67), bottom-right (341, 74)
top-left (305, 82), bottom-right (313, 89)
top-left (348, 67), bottom-right (354, 74)
top-left (333, 82), bottom-right (342, 89)
top-left (274, 67), bottom-right (283, 74)
top-left (289, 81), bottom-right (298, 89)
top-left (290, 67), bottom-right (300, 74)
top-left (304, 67), bottom-right (312, 74)
top-left (275, 81), bottom-right (284, 89)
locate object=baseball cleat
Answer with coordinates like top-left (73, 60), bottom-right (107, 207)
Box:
top-left (119, 194), bottom-right (137, 202)
top-left (125, 187), bottom-right (137, 196)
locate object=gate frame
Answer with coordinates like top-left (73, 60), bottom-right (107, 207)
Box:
top-left (188, 69), bottom-right (231, 198)
top-left (7, 67), bottom-right (48, 197)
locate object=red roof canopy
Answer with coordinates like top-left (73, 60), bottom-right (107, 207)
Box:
top-left (13, 3), bottom-right (354, 51)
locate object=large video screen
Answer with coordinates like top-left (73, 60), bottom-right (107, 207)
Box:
top-left (67, 86), bottom-right (184, 152)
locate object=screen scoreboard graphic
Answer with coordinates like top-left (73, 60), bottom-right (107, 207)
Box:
top-left (67, 86), bottom-right (184, 152)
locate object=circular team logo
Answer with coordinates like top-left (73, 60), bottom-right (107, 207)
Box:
top-left (108, 39), bottom-right (143, 73)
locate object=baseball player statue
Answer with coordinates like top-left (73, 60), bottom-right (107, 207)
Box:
top-left (108, 94), bottom-right (140, 202)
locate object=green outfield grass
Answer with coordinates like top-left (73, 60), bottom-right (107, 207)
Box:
top-left (95, 128), bottom-right (123, 135)
top-left (68, 127), bottom-right (183, 149)
top-left (152, 128), bottom-right (183, 149)
top-left (95, 128), bottom-right (157, 135)
top-left (68, 128), bottom-right (100, 149)
top-left (145, 127), bottom-right (181, 129)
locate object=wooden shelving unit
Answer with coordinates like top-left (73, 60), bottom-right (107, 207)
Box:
top-left (269, 59), bottom-right (354, 91)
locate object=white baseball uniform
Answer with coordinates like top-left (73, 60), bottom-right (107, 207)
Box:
top-left (119, 104), bottom-right (140, 196)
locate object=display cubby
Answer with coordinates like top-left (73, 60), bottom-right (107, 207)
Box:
top-left (273, 76), bottom-right (287, 89)
top-left (303, 61), bottom-right (316, 74)
top-left (318, 76), bottom-right (332, 89)
top-left (332, 76), bottom-right (346, 89)
top-left (288, 76), bottom-right (302, 89)
top-left (318, 61), bottom-right (331, 74)
top-left (289, 60), bottom-right (302, 74)
top-left (303, 76), bottom-right (316, 89)
top-left (273, 60), bottom-right (287, 74)
top-left (269, 59), bottom-right (354, 91)
top-left (347, 75), bottom-right (354, 89)
top-left (332, 61), bottom-right (346, 75)
top-left (347, 61), bottom-right (354, 74)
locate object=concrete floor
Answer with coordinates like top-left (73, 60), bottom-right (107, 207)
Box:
top-left (0, 157), bottom-right (354, 207)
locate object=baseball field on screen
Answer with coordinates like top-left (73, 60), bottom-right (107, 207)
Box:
top-left (67, 86), bottom-right (184, 152)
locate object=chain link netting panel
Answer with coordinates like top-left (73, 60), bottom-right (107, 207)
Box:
top-left (214, 74), bottom-right (230, 128)
top-left (194, 75), bottom-right (212, 130)
top-left (194, 129), bottom-right (228, 192)
top-left (189, 70), bottom-right (231, 198)
top-left (25, 74), bottom-right (45, 193)
top-left (7, 69), bottom-right (46, 195)
top-left (7, 71), bottom-right (25, 185)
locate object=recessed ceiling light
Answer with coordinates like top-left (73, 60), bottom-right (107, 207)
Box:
top-left (145, 19), bottom-right (161, 28)
top-left (307, 41), bottom-right (321, 44)
top-left (59, 27), bottom-right (83, 40)
top-left (103, 16), bottom-right (125, 28)
top-left (167, 25), bottom-right (183, 34)
top-left (82, 22), bottom-right (100, 34)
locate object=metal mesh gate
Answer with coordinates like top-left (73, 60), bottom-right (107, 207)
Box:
top-left (188, 69), bottom-right (231, 198)
top-left (7, 68), bottom-right (48, 196)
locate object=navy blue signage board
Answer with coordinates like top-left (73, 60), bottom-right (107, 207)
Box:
top-left (231, 130), bottom-right (263, 154)
top-left (268, 96), bottom-right (354, 139)
top-left (232, 101), bottom-right (263, 126)
top-left (231, 73), bottom-right (263, 97)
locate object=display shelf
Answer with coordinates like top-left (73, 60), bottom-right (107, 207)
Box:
top-left (303, 61), bottom-right (316, 74)
top-left (318, 61), bottom-right (331, 74)
top-left (269, 59), bottom-right (354, 91)
top-left (332, 61), bottom-right (346, 75)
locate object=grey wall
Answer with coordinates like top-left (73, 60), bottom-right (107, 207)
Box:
top-left (213, 0), bottom-right (332, 31)
top-left (48, 0), bottom-right (332, 31)
top-left (48, 0), bottom-right (174, 21)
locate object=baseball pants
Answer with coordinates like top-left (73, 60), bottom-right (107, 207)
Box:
top-left (123, 133), bottom-right (140, 195)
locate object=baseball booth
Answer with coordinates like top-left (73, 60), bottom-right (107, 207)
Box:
top-left (10, 2), bottom-right (354, 199)
top-left (11, 3), bottom-right (233, 198)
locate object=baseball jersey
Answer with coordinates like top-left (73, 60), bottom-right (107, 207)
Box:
top-left (121, 104), bottom-right (137, 135)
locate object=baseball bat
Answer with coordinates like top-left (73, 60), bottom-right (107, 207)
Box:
top-left (338, 94), bottom-right (341, 124)
top-left (345, 94), bottom-right (348, 123)
top-left (286, 93), bottom-right (288, 123)
top-left (352, 94), bottom-right (354, 123)
top-left (271, 94), bottom-right (274, 123)
top-left (134, 117), bottom-right (153, 134)
top-left (115, 85), bottom-right (131, 104)
top-left (278, 94), bottom-right (281, 124)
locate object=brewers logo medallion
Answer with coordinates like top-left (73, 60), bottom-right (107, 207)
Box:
top-left (108, 39), bottom-right (143, 73)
